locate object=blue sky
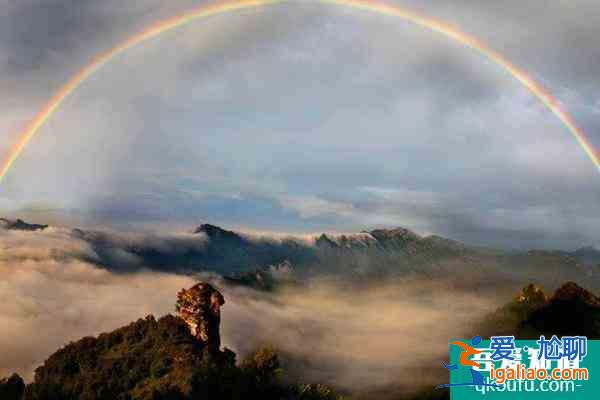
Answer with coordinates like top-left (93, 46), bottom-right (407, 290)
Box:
top-left (1, 0), bottom-right (600, 249)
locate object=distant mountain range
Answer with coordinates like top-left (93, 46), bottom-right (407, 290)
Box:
top-left (2, 218), bottom-right (598, 290)
top-left (570, 246), bottom-right (600, 266)
top-left (0, 218), bottom-right (48, 231)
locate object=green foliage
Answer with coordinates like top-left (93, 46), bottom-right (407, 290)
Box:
top-left (26, 315), bottom-right (224, 400)
top-left (0, 373), bottom-right (25, 400)
top-left (478, 282), bottom-right (600, 339)
top-left (478, 284), bottom-right (548, 336)
top-left (24, 316), bottom-right (342, 400)
top-left (240, 345), bottom-right (281, 382)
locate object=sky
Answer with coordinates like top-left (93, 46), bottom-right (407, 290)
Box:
top-left (1, 0), bottom-right (600, 249)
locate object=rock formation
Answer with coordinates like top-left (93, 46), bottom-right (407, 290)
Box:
top-left (176, 282), bottom-right (225, 353)
top-left (515, 283), bottom-right (547, 306)
top-left (522, 281), bottom-right (600, 337)
top-left (551, 281), bottom-right (600, 306)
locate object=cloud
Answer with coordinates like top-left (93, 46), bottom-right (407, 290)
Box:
top-left (1, 0), bottom-right (600, 250)
top-left (0, 226), bottom-right (503, 396)
top-left (0, 228), bottom-right (197, 380)
top-left (278, 194), bottom-right (359, 220)
top-left (221, 278), bottom-right (499, 392)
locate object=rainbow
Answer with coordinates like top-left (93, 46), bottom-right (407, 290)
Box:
top-left (1, 0), bottom-right (598, 184)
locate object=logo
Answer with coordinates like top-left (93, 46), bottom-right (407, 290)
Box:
top-left (436, 336), bottom-right (501, 390)
top-left (439, 336), bottom-right (600, 399)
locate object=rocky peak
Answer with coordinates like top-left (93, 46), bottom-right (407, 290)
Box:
top-left (551, 282), bottom-right (600, 307)
top-left (175, 282), bottom-right (225, 353)
top-left (515, 284), bottom-right (547, 306)
top-left (0, 218), bottom-right (48, 232)
top-left (369, 227), bottom-right (421, 243)
top-left (193, 224), bottom-right (245, 243)
top-left (315, 233), bottom-right (338, 248)
top-left (517, 282), bottom-right (600, 337)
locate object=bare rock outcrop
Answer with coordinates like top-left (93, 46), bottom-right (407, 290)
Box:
top-left (515, 283), bottom-right (547, 306)
top-left (175, 282), bottom-right (225, 353)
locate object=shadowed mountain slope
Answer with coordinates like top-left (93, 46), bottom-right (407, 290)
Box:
top-left (480, 282), bottom-right (600, 338)
top-left (2, 218), bottom-right (597, 292)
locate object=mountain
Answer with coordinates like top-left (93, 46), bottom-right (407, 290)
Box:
top-left (480, 282), bottom-right (600, 338)
top-left (0, 218), bottom-right (48, 231)
top-left (224, 260), bottom-right (296, 291)
top-left (24, 314), bottom-right (325, 400)
top-left (194, 224), bottom-right (246, 244)
top-left (3, 218), bottom-right (597, 291)
top-left (6, 282), bottom-right (342, 400)
top-left (522, 282), bottom-right (600, 337)
top-left (70, 223), bottom-right (317, 274)
top-left (570, 246), bottom-right (600, 266)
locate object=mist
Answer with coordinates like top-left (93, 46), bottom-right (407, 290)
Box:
top-left (0, 226), bottom-right (503, 396)
top-left (0, 228), bottom-right (197, 379)
top-left (221, 278), bottom-right (499, 392)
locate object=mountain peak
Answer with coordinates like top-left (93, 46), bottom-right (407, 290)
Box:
top-left (194, 223), bottom-right (226, 234)
top-left (369, 227), bottom-right (421, 241)
top-left (194, 224), bottom-right (242, 240)
top-left (176, 282), bottom-right (225, 353)
top-left (575, 245), bottom-right (599, 252)
top-left (551, 282), bottom-right (600, 307)
top-left (515, 283), bottom-right (547, 306)
top-left (315, 233), bottom-right (338, 248)
top-left (0, 218), bottom-right (48, 232)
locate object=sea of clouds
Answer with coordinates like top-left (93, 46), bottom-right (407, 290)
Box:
top-left (0, 226), bottom-right (500, 395)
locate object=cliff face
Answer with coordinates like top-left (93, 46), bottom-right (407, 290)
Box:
top-left (175, 282), bottom-right (225, 353)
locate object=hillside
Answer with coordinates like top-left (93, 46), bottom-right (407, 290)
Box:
top-left (24, 315), bottom-right (338, 400)
top-left (479, 281), bottom-right (600, 338)
top-left (4, 282), bottom-right (343, 400)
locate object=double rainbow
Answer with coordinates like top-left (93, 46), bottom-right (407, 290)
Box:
top-left (1, 0), bottom-right (597, 184)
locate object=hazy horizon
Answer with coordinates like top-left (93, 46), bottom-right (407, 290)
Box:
top-left (2, 0), bottom-right (600, 249)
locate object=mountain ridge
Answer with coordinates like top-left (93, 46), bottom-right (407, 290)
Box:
top-left (0, 218), bottom-right (48, 231)
top-left (2, 218), bottom-right (597, 291)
